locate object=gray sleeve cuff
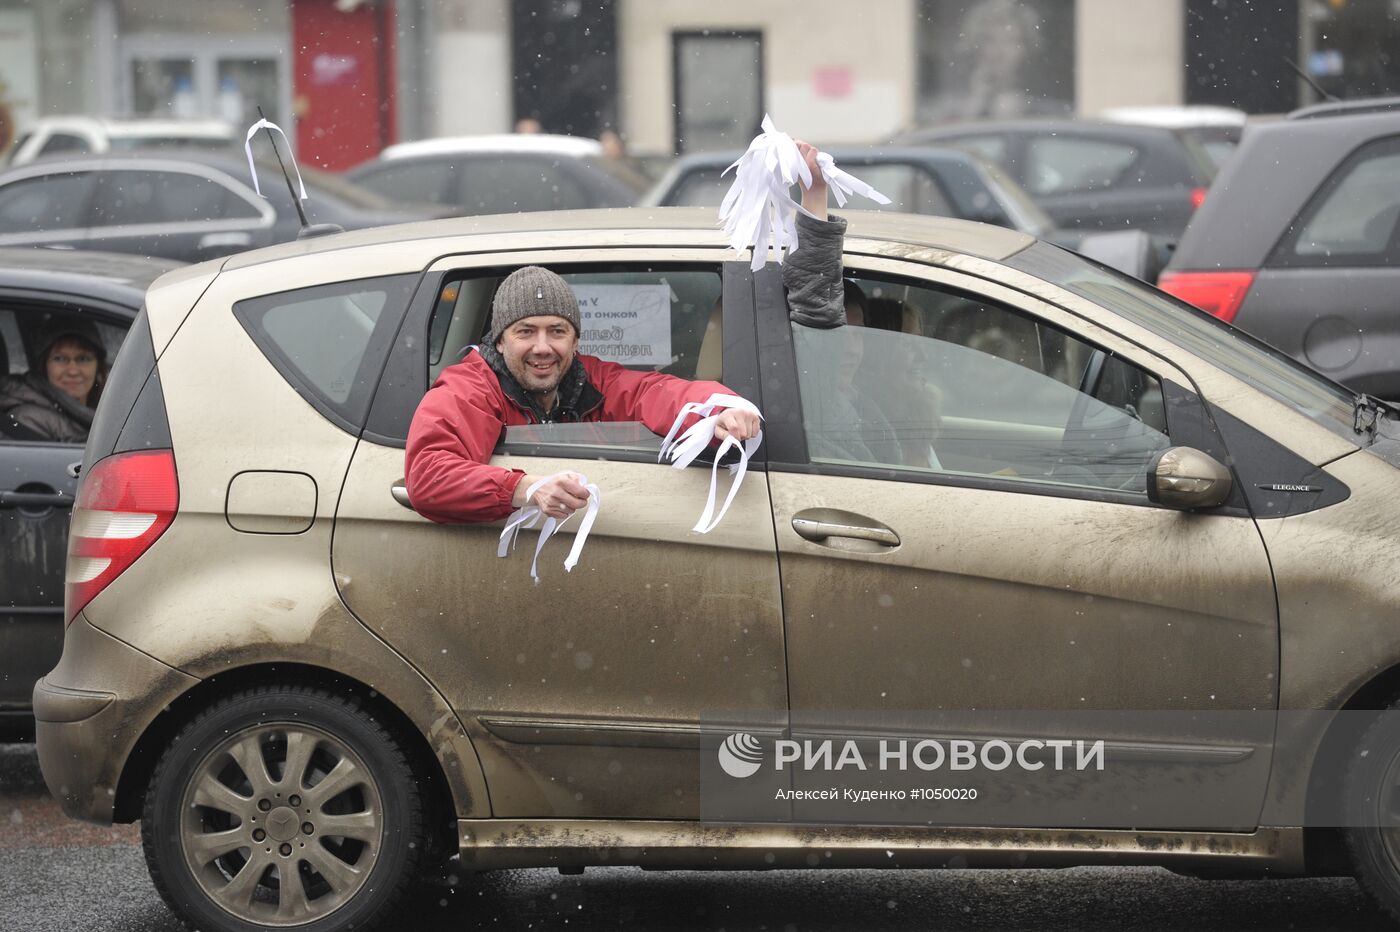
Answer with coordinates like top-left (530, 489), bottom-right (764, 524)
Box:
top-left (783, 212), bottom-right (848, 329)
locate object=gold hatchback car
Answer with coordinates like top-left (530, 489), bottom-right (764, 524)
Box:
top-left (33, 208), bottom-right (1400, 931)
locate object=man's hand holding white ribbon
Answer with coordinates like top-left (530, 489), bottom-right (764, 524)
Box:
top-left (714, 407), bottom-right (762, 444)
top-left (515, 471), bottom-right (591, 519)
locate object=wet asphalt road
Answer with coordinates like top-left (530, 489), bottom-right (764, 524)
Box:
top-left (0, 742), bottom-right (1389, 932)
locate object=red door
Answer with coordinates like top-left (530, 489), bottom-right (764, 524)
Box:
top-left (290, 0), bottom-right (396, 170)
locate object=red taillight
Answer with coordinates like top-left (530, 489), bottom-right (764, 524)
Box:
top-left (64, 449), bottom-right (178, 626)
top-left (1190, 186), bottom-right (1208, 210)
top-left (1157, 270), bottom-right (1256, 323)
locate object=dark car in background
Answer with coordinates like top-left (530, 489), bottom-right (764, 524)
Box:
top-left (892, 119), bottom-right (1218, 238)
top-left (645, 146), bottom-right (1164, 280)
top-left (644, 145), bottom-right (1055, 234)
top-left (1159, 98), bottom-right (1400, 399)
top-left (0, 152), bottom-right (436, 263)
top-left (0, 246), bottom-right (178, 737)
top-left (1099, 105), bottom-right (1247, 171)
top-left (345, 134), bottom-right (646, 216)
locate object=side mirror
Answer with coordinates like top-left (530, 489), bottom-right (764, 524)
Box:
top-left (1146, 446), bottom-right (1233, 511)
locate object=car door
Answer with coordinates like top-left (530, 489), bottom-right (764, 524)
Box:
top-left (754, 257), bottom-right (1278, 831)
top-left (332, 251), bottom-right (790, 821)
top-left (0, 294), bottom-right (133, 731)
top-left (0, 169), bottom-right (97, 251)
top-left (89, 166), bottom-right (275, 261)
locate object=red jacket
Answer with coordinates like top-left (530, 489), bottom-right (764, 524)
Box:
top-left (405, 350), bottom-right (737, 523)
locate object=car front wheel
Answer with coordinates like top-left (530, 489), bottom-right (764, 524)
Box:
top-left (1345, 704), bottom-right (1400, 924)
top-left (141, 685), bottom-right (426, 932)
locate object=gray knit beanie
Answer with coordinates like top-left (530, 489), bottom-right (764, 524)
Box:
top-left (490, 266), bottom-right (580, 343)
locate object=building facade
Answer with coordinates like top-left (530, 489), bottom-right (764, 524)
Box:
top-left (0, 0), bottom-right (1394, 167)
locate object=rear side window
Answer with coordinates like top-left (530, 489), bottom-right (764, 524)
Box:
top-left (353, 160), bottom-right (454, 206)
top-left (1025, 137), bottom-right (1139, 195)
top-left (235, 274), bottom-right (418, 433)
top-left (454, 158), bottom-right (591, 213)
top-left (1274, 135), bottom-right (1400, 268)
top-left (949, 135), bottom-right (1008, 166)
top-left (0, 172), bottom-right (96, 232)
top-left (668, 164), bottom-right (951, 216)
top-left (38, 133), bottom-right (91, 156)
top-left (6, 132), bottom-right (33, 164)
top-left (836, 163), bottom-right (952, 215)
top-left (93, 170), bottom-right (260, 225)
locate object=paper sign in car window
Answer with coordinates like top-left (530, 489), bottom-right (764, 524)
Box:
top-left (571, 283), bottom-right (674, 366)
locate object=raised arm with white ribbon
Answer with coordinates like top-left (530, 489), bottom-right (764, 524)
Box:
top-left (719, 115), bottom-right (890, 271)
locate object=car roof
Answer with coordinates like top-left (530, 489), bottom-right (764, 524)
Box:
top-left (1288, 96), bottom-right (1400, 121)
top-left (0, 150), bottom-right (267, 184)
top-left (26, 116), bottom-right (235, 139)
top-left (375, 134), bottom-right (604, 162)
top-left (1099, 105), bottom-right (1247, 128)
top-left (661, 145), bottom-right (983, 170)
top-left (220, 206), bottom-right (1035, 273)
top-left (0, 247), bottom-right (182, 307)
top-left (643, 146), bottom-right (1001, 208)
top-left (898, 119), bottom-right (1186, 141)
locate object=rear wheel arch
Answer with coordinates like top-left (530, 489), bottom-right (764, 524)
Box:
top-left (113, 663), bottom-right (459, 861)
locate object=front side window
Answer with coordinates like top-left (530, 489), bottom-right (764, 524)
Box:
top-left (426, 265), bottom-right (723, 455)
top-left (792, 274), bottom-right (1170, 494)
top-left (1025, 137), bottom-right (1139, 195)
top-left (0, 173), bottom-right (95, 233)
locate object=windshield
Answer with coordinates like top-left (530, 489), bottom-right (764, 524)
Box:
top-left (292, 164), bottom-right (398, 212)
top-left (1006, 241), bottom-right (1360, 444)
top-left (108, 136), bottom-right (234, 153)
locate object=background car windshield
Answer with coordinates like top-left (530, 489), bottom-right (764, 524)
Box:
top-left (1007, 241), bottom-right (1359, 442)
top-left (668, 162), bottom-right (950, 214)
top-left (107, 137), bottom-right (232, 152)
top-left (978, 160), bottom-right (1056, 235)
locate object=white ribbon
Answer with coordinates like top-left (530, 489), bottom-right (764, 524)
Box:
top-left (497, 472), bottom-right (601, 583)
top-left (658, 394), bottom-right (763, 534)
top-left (244, 118), bottom-right (308, 200)
top-left (719, 114), bottom-right (890, 271)
top-left (815, 151), bottom-right (893, 210)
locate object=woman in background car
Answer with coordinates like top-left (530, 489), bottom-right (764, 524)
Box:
top-left (0, 323), bottom-right (107, 442)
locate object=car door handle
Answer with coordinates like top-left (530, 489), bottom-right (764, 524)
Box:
top-left (0, 490), bottom-right (75, 509)
top-left (391, 480), bottom-right (413, 510)
top-left (791, 516), bottom-right (900, 547)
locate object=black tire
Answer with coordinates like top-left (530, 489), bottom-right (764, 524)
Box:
top-left (141, 685), bottom-right (426, 932)
top-left (1345, 705), bottom-right (1400, 925)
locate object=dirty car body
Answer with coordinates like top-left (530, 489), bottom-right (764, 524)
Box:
top-left (31, 208), bottom-right (1400, 930)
